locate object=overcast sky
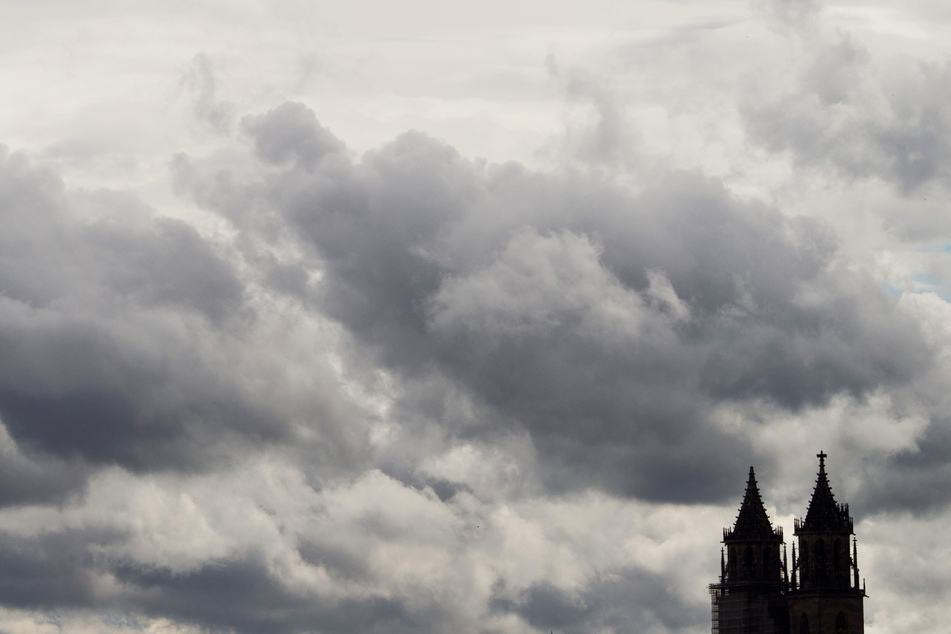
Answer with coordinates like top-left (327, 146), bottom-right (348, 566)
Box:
top-left (1, 0), bottom-right (951, 632)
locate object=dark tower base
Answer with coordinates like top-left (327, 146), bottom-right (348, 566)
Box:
top-left (787, 593), bottom-right (863, 634)
top-left (711, 584), bottom-right (789, 634)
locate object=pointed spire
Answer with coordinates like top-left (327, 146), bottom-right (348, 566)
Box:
top-left (725, 467), bottom-right (777, 541)
top-left (791, 543), bottom-right (797, 589)
top-left (800, 451), bottom-right (852, 532)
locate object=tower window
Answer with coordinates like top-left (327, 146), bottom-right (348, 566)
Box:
top-left (835, 611), bottom-right (848, 633)
top-left (800, 543), bottom-right (809, 582)
top-left (834, 539), bottom-right (844, 581)
top-left (816, 540), bottom-right (826, 582)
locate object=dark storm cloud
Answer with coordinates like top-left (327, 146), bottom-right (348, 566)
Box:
top-left (0, 527), bottom-right (454, 634)
top-left (175, 102), bottom-right (932, 503)
top-left (90, 217), bottom-right (245, 322)
top-left (117, 554), bottom-right (449, 634)
top-left (743, 33), bottom-right (951, 194)
top-left (0, 527), bottom-right (126, 609)
top-left (0, 434), bottom-right (85, 506)
top-left (491, 568), bottom-right (704, 633)
top-left (0, 146), bottom-right (361, 486)
top-left (297, 538), bottom-right (374, 581)
top-left (0, 149), bottom-right (244, 320)
top-left (851, 417), bottom-right (951, 515)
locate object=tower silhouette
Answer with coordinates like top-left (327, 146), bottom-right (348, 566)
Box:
top-left (788, 452), bottom-right (865, 634)
top-left (710, 453), bottom-right (865, 634)
top-left (710, 467), bottom-right (788, 633)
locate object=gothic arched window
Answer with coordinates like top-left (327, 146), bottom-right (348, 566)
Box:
top-left (763, 546), bottom-right (772, 578)
top-left (799, 613), bottom-right (809, 634)
top-left (834, 539), bottom-right (844, 582)
top-left (815, 540), bottom-right (826, 582)
top-left (800, 543), bottom-right (809, 582)
top-left (744, 546), bottom-right (754, 575)
top-left (729, 548), bottom-right (737, 579)
top-left (835, 611), bottom-right (848, 633)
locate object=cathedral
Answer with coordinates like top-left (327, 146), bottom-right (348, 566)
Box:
top-left (709, 452), bottom-right (866, 634)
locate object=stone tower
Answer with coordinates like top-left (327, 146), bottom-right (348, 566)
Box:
top-left (710, 467), bottom-right (789, 634)
top-left (787, 452), bottom-right (865, 634)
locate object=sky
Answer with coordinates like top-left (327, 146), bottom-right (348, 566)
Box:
top-left (1, 0), bottom-right (951, 632)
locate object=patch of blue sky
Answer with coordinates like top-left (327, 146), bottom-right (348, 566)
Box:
top-left (915, 243), bottom-right (951, 253)
top-left (882, 272), bottom-right (942, 299)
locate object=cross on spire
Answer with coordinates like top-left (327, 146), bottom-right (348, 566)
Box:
top-left (800, 451), bottom-right (852, 532)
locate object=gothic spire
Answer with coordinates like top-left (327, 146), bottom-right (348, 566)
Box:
top-left (800, 451), bottom-right (852, 533)
top-left (791, 543), bottom-right (797, 588)
top-left (725, 466), bottom-right (776, 541)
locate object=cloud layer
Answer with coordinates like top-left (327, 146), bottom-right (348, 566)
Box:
top-left (2, 1), bottom-right (951, 632)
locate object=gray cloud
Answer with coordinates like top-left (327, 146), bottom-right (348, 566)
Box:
top-left (850, 416), bottom-right (951, 515)
top-left (0, 528), bottom-right (126, 609)
top-left (180, 53), bottom-right (234, 134)
top-left (550, 60), bottom-right (639, 167)
top-left (743, 33), bottom-right (951, 194)
top-left (754, 0), bottom-right (823, 32)
top-left (116, 554), bottom-right (436, 634)
top-left (0, 540), bottom-right (451, 634)
top-left (0, 146), bottom-right (366, 486)
top-left (242, 102), bottom-right (346, 171)
top-left (90, 217), bottom-right (245, 322)
top-left (174, 103), bottom-right (932, 505)
top-left (8, 3), bottom-right (951, 633)
top-left (0, 427), bottom-right (85, 506)
top-left (0, 43), bottom-right (944, 634)
top-left (491, 568), bottom-right (705, 633)
top-left (0, 468), bottom-right (486, 633)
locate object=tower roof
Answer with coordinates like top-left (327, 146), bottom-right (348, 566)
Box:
top-left (724, 467), bottom-right (779, 542)
top-left (798, 451), bottom-right (853, 533)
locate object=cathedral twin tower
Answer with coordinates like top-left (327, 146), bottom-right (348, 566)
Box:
top-left (710, 452), bottom-right (866, 634)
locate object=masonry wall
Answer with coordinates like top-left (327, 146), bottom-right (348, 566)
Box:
top-left (787, 594), bottom-right (864, 634)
